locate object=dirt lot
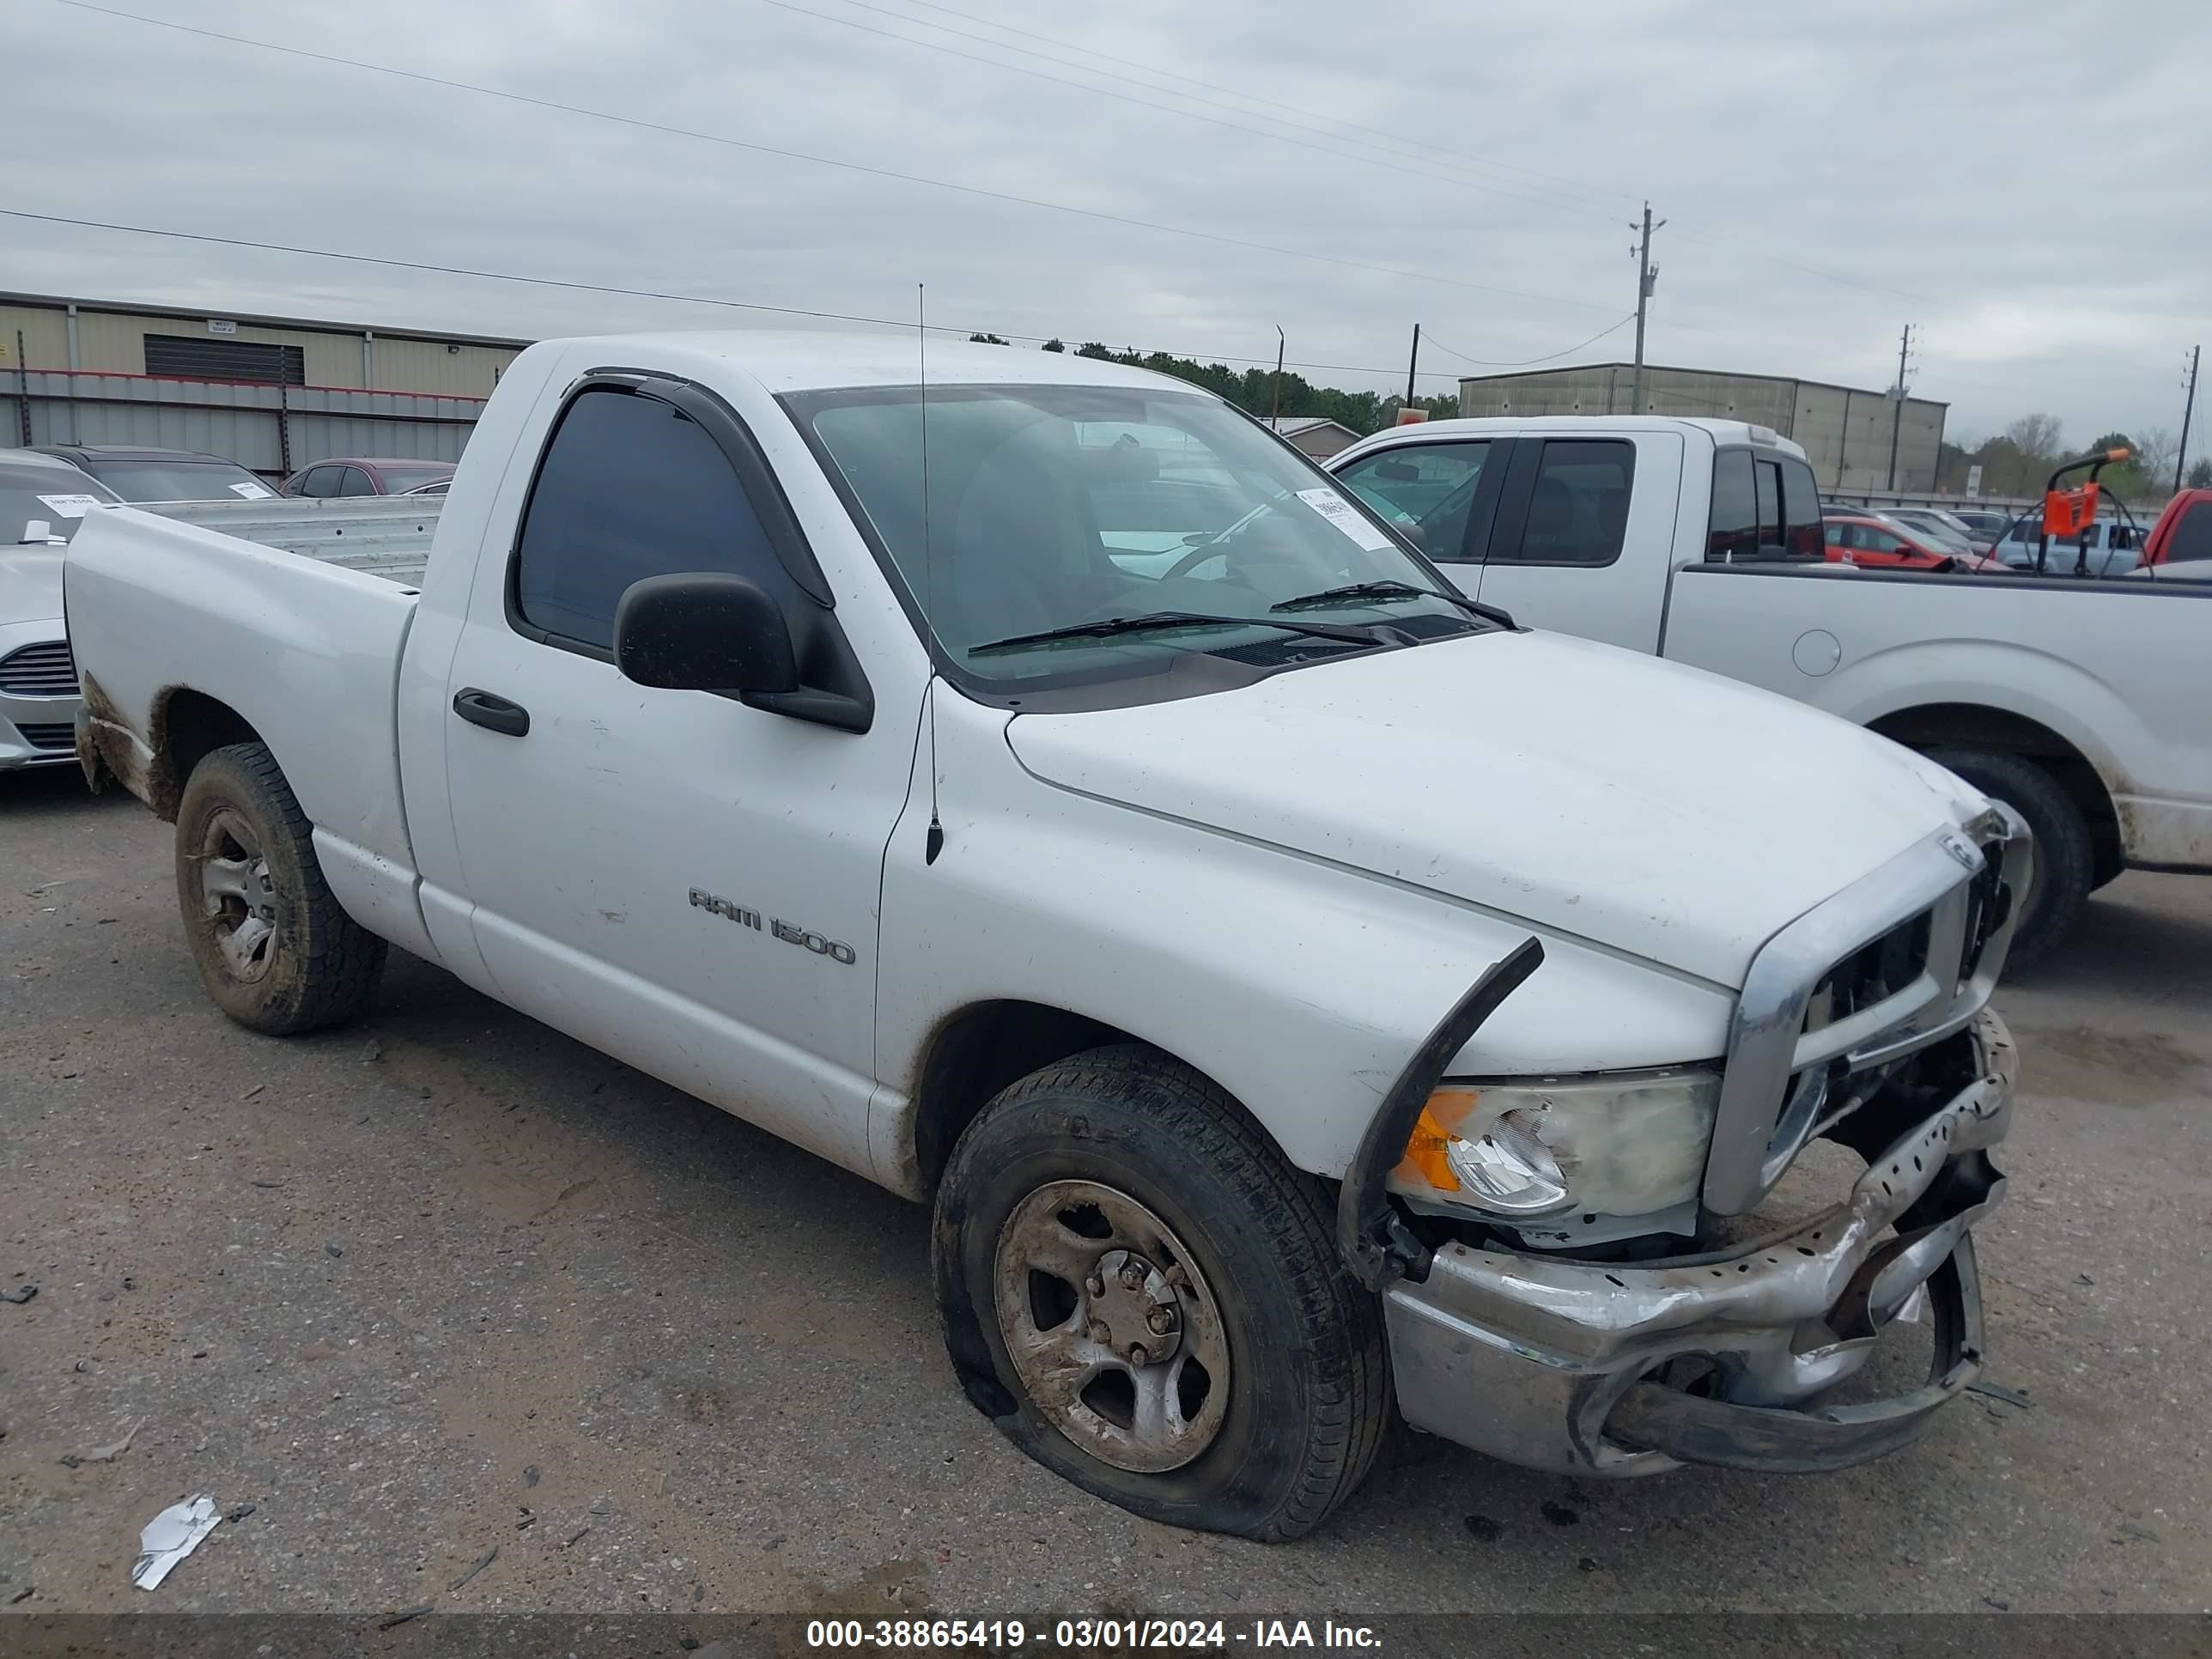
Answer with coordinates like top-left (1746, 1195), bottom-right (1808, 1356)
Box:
top-left (3, 766), bottom-right (2209, 1620)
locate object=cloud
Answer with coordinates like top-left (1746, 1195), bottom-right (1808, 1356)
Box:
top-left (5, 0), bottom-right (2206, 447)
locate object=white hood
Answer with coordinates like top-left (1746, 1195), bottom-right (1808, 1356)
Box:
top-left (1005, 630), bottom-right (1983, 987)
top-left (0, 546), bottom-right (65, 623)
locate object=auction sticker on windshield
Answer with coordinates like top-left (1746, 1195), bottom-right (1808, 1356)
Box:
top-left (35, 494), bottom-right (102, 518)
top-left (228, 481), bottom-right (276, 498)
top-left (1295, 486), bottom-right (1395, 552)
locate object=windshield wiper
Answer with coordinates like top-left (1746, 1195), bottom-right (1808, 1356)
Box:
top-left (1269, 579), bottom-right (1512, 626)
top-left (970, 610), bottom-right (1385, 657)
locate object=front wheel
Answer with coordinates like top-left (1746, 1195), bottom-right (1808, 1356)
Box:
top-left (932, 1045), bottom-right (1389, 1540)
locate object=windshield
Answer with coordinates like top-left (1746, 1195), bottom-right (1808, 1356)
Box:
top-left (83, 459), bottom-right (276, 502)
top-left (2, 463), bottom-right (122, 544)
top-left (788, 382), bottom-right (1480, 695)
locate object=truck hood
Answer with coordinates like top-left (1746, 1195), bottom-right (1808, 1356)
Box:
top-left (1004, 630), bottom-right (1983, 988)
top-left (0, 546), bottom-right (65, 623)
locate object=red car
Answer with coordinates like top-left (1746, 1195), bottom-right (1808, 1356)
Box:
top-left (2139, 488), bottom-right (2212, 577)
top-left (279, 457), bottom-right (456, 499)
top-left (1822, 514), bottom-right (1995, 571)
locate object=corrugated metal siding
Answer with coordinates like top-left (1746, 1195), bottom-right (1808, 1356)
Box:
top-left (364, 337), bottom-right (513, 398)
top-left (0, 307), bottom-right (72, 367)
top-left (0, 300), bottom-right (520, 398)
top-left (7, 371), bottom-right (483, 474)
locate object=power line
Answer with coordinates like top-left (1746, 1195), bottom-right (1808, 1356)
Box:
top-left (766, 0), bottom-right (1625, 222)
top-left (1419, 313), bottom-right (1638, 368)
top-left (866, 0), bottom-right (1934, 304)
top-left (0, 205), bottom-right (1502, 380)
top-left (884, 0), bottom-right (1642, 210)
top-left (42, 0), bottom-right (1629, 318)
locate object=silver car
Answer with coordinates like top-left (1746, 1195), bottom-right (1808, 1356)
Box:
top-left (2, 451), bottom-right (120, 770)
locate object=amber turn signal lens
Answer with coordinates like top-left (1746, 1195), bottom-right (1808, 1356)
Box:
top-left (1393, 1088), bottom-right (1482, 1192)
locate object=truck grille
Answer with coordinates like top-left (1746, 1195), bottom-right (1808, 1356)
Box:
top-left (0, 641), bottom-right (79, 697)
top-left (15, 722), bottom-right (76, 752)
top-left (1705, 812), bottom-right (2027, 1215)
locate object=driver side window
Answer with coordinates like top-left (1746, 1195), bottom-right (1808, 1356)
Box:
top-left (1334, 442), bottom-right (1489, 560)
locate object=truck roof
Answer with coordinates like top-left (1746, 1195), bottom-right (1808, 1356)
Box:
top-left (1364, 414), bottom-right (1809, 458)
top-left (523, 330), bottom-right (1198, 397)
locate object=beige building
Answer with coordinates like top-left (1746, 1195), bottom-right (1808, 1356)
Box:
top-left (1455, 362), bottom-right (1948, 493)
top-left (0, 291), bottom-right (526, 475)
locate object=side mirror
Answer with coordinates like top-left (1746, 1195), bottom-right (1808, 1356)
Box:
top-left (613, 573), bottom-right (798, 695)
top-left (1396, 520), bottom-right (1428, 552)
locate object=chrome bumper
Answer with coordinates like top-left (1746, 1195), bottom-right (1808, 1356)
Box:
top-left (1383, 1009), bottom-right (2015, 1476)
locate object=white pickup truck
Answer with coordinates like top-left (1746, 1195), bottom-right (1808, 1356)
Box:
top-left (1331, 416), bottom-right (2212, 962)
top-left (68, 334), bottom-right (2027, 1539)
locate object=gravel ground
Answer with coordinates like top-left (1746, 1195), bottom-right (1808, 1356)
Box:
top-left (2, 766), bottom-right (2208, 1620)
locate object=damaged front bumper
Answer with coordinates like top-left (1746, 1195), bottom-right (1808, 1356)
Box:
top-left (1382, 1009), bottom-right (2015, 1476)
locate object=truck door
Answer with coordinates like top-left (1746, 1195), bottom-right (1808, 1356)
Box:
top-left (1461, 432), bottom-right (1683, 649)
top-left (437, 372), bottom-right (912, 1179)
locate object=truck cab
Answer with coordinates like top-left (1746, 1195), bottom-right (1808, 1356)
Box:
top-left (1334, 417), bottom-right (1823, 650)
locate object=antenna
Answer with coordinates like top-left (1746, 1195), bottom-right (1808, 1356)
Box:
top-left (917, 283), bottom-right (945, 866)
top-left (917, 283), bottom-right (933, 614)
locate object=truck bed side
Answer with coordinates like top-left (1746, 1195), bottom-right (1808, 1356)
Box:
top-left (66, 502), bottom-right (438, 957)
top-left (1663, 562), bottom-right (2212, 868)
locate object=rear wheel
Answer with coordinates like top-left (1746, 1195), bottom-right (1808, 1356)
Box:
top-left (1923, 746), bottom-right (2090, 969)
top-left (932, 1045), bottom-right (1388, 1540)
top-left (174, 742), bottom-right (386, 1034)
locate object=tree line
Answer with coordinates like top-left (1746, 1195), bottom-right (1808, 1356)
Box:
top-left (1937, 414), bottom-right (2209, 501)
top-left (969, 334), bottom-right (1456, 433)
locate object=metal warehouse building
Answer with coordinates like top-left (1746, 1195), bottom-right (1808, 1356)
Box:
top-left (0, 292), bottom-right (526, 479)
top-left (1456, 362), bottom-right (1948, 492)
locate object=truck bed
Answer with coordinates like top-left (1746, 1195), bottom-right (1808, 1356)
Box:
top-left (139, 496), bottom-right (442, 588)
top-left (65, 497), bottom-right (434, 954)
top-left (1666, 560), bottom-right (2212, 867)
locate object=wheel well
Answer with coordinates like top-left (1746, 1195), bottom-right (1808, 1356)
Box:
top-left (147, 690), bottom-right (264, 822)
top-left (912, 1001), bottom-right (1145, 1189)
top-left (1868, 702), bottom-right (2121, 877)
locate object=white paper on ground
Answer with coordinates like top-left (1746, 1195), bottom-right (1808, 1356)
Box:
top-left (34, 494), bottom-right (101, 519)
top-left (1294, 487), bottom-right (1395, 552)
top-left (132, 1494), bottom-right (219, 1589)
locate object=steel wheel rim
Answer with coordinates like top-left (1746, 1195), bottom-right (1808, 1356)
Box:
top-left (196, 808), bottom-right (278, 982)
top-left (993, 1178), bottom-right (1231, 1474)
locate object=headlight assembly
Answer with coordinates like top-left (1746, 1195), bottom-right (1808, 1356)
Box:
top-left (1389, 1069), bottom-right (1720, 1222)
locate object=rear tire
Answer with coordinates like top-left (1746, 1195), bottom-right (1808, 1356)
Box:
top-left (932, 1044), bottom-right (1388, 1540)
top-left (173, 741), bottom-right (386, 1035)
top-left (1923, 746), bottom-right (2090, 969)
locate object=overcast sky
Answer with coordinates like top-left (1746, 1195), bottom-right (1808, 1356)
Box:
top-left (7, 0), bottom-right (2205, 452)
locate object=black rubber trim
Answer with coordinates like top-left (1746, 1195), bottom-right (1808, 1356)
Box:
top-left (1335, 936), bottom-right (1546, 1290)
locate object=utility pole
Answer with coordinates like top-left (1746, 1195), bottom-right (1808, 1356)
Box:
top-left (1405, 323), bottom-right (1420, 410)
top-left (2178, 344), bottom-right (2200, 495)
top-left (1270, 325), bottom-right (1285, 429)
top-left (1886, 322), bottom-right (1917, 491)
top-left (1629, 202), bottom-right (1664, 415)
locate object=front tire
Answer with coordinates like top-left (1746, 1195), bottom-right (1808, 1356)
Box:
top-left (932, 1045), bottom-right (1388, 1540)
top-left (173, 741), bottom-right (386, 1035)
top-left (1923, 745), bottom-right (2091, 969)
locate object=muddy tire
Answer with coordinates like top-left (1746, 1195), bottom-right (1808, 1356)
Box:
top-left (932, 1044), bottom-right (1388, 1540)
top-left (1924, 745), bottom-right (2089, 969)
top-left (173, 741), bottom-right (386, 1035)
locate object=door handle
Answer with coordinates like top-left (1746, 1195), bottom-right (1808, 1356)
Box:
top-left (452, 687), bottom-right (530, 737)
